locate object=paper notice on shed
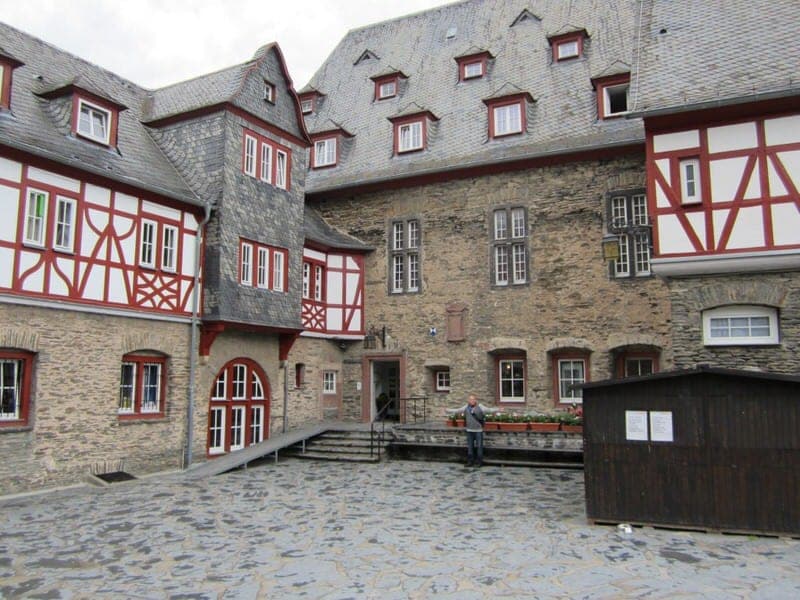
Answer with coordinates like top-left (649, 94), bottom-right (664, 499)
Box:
top-left (650, 411), bottom-right (674, 442)
top-left (625, 410), bottom-right (648, 441)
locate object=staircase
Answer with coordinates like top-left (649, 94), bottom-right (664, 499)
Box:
top-left (286, 428), bottom-right (391, 463)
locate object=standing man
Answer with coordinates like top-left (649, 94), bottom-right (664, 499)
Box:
top-left (451, 394), bottom-right (487, 467)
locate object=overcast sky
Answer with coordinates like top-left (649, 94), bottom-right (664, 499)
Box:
top-left (1, 0), bottom-right (447, 89)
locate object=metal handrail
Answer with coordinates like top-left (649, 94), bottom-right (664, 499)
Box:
top-left (369, 400), bottom-right (394, 460)
top-left (399, 395), bottom-right (428, 423)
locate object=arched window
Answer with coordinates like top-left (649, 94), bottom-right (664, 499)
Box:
top-left (208, 358), bottom-right (270, 455)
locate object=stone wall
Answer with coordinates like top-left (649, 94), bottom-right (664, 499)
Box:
top-left (668, 272), bottom-right (800, 373)
top-left (312, 154), bottom-right (673, 419)
top-left (0, 305), bottom-right (192, 495)
top-left (392, 425), bottom-right (583, 451)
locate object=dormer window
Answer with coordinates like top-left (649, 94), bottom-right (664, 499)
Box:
top-left (593, 73), bottom-right (631, 119)
top-left (376, 77), bottom-right (397, 100)
top-left (484, 93), bottom-right (532, 139)
top-left (455, 50), bottom-right (492, 82)
top-left (397, 120), bottom-right (423, 152)
top-left (0, 54), bottom-right (23, 110)
top-left (76, 99), bottom-right (111, 144)
top-left (463, 61), bottom-right (483, 79)
top-left (300, 98), bottom-right (313, 114)
top-left (312, 137), bottom-right (337, 168)
top-left (548, 29), bottom-right (588, 62)
top-left (263, 81), bottom-right (276, 103)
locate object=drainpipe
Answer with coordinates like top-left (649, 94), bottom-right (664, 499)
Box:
top-left (185, 203), bottom-right (212, 469)
top-left (282, 360), bottom-right (289, 433)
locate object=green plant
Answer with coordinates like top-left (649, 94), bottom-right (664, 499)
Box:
top-left (557, 412), bottom-right (582, 426)
top-left (531, 413), bottom-right (556, 423)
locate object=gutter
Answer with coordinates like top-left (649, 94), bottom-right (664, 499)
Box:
top-left (626, 88), bottom-right (800, 120)
top-left (185, 202), bottom-right (212, 469)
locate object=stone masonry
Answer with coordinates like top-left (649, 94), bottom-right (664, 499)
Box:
top-left (313, 154), bottom-right (674, 419)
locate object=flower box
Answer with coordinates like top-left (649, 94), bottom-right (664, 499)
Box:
top-left (529, 422), bottom-right (561, 432)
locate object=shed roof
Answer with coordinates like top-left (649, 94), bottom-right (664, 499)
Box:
top-left (581, 365), bottom-right (800, 391)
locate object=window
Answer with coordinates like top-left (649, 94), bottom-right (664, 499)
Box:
top-left (313, 138), bottom-right (337, 168)
top-left (557, 40), bottom-right (579, 60)
top-left (260, 143), bottom-right (272, 183)
top-left (161, 225), bottom-right (178, 272)
top-left (244, 135), bottom-right (257, 176)
top-left (595, 74), bottom-right (631, 119)
top-left (300, 98), bottom-right (313, 114)
top-left (389, 219), bottom-right (421, 293)
top-left (463, 61), bottom-right (484, 79)
top-left (624, 357), bottom-right (654, 378)
top-left (492, 102), bottom-right (523, 137)
top-left (323, 371), bottom-right (336, 394)
top-left (397, 120), bottom-right (423, 153)
top-left (118, 354), bottom-right (166, 417)
top-left (24, 189), bottom-right (48, 247)
top-left (0, 350), bottom-right (34, 426)
top-left (435, 369), bottom-right (451, 392)
top-left (553, 353), bottom-right (588, 404)
top-left (208, 359), bottom-right (269, 455)
top-left (375, 77), bottom-right (398, 100)
top-left (492, 207), bottom-right (527, 286)
top-left (276, 150), bottom-right (288, 189)
top-left (680, 158), bottom-right (702, 204)
top-left (295, 363), bottom-right (306, 387)
top-left (263, 81), bottom-right (275, 103)
top-left (54, 196), bottom-right (77, 252)
top-left (240, 242), bottom-right (253, 285)
top-left (77, 99), bottom-right (111, 144)
top-left (140, 220), bottom-right (156, 268)
top-left (314, 265), bottom-right (323, 301)
top-left (302, 262), bottom-right (310, 298)
top-left (257, 247), bottom-right (269, 289)
top-left (0, 64), bottom-right (6, 108)
top-left (703, 306), bottom-right (779, 346)
top-left (273, 250), bottom-right (285, 291)
top-left (497, 357), bottom-right (525, 403)
top-left (608, 191), bottom-right (651, 278)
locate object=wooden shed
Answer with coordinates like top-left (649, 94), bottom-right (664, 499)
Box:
top-left (581, 366), bottom-right (800, 536)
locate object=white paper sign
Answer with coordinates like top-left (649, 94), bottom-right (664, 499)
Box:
top-left (650, 411), bottom-right (674, 442)
top-left (625, 410), bottom-right (649, 441)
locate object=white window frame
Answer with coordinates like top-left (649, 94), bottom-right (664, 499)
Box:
top-left (208, 407), bottom-right (226, 454)
top-left (229, 406), bottom-right (245, 451)
top-left (241, 242), bottom-right (253, 286)
top-left (493, 103), bottom-right (523, 137)
top-left (140, 362), bottom-right (162, 414)
top-left (463, 61), bottom-right (483, 79)
top-left (323, 371), bottom-right (336, 394)
top-left (302, 262), bottom-right (310, 298)
top-left (161, 225), bottom-right (178, 272)
top-left (213, 369), bottom-right (227, 400)
top-left (300, 98), bottom-right (313, 114)
top-left (397, 121), bottom-right (423, 153)
top-left (557, 358), bottom-right (585, 403)
top-left (232, 364), bottom-right (247, 400)
top-left (273, 250), bottom-right (285, 291)
top-left (140, 219), bottom-right (156, 268)
top-left (257, 247), bottom-right (269, 289)
top-left (378, 79), bottom-right (397, 99)
top-left (24, 188), bottom-right (48, 247)
top-left (314, 138), bottom-right (337, 168)
top-left (703, 305), bottom-right (779, 346)
top-left (244, 135), bottom-right (257, 177)
top-left (602, 83), bottom-right (630, 117)
top-left (250, 405), bottom-right (264, 444)
top-left (492, 207), bottom-right (527, 286)
top-left (314, 265), bottom-right (323, 301)
top-left (557, 40), bottom-right (579, 60)
top-left (77, 98), bottom-right (111, 144)
top-left (499, 358), bottom-right (525, 403)
top-left (390, 219), bottom-right (421, 293)
top-left (435, 370), bottom-right (451, 392)
top-left (680, 158), bottom-right (702, 204)
top-left (392, 254), bottom-right (404, 293)
top-left (118, 362), bottom-right (136, 414)
top-left (260, 143), bottom-right (272, 183)
top-left (615, 235), bottom-right (631, 277)
top-left (53, 196), bottom-right (77, 252)
top-left (263, 81), bottom-right (275, 103)
top-left (275, 150), bottom-right (288, 189)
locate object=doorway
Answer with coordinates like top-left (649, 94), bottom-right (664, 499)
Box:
top-left (370, 359), bottom-right (401, 422)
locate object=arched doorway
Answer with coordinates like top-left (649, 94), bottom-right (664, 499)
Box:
top-left (207, 358), bottom-right (270, 455)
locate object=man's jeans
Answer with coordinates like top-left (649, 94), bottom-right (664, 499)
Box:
top-left (466, 430), bottom-right (483, 465)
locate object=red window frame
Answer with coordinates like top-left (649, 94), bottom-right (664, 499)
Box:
top-left (0, 349), bottom-right (35, 427)
top-left (374, 75), bottom-right (399, 101)
top-left (485, 95), bottom-right (527, 139)
top-left (71, 93), bottom-right (119, 147)
top-left (552, 351), bottom-right (590, 406)
top-left (549, 32), bottom-right (585, 62)
top-left (495, 354), bottom-right (526, 404)
top-left (239, 238), bottom-right (289, 293)
top-left (311, 136), bottom-right (339, 169)
top-left (0, 59), bottom-right (19, 109)
top-left (118, 353), bottom-right (167, 420)
top-left (594, 73), bottom-right (631, 120)
top-left (615, 351), bottom-right (660, 379)
top-left (302, 258), bottom-right (326, 300)
top-left (240, 127), bottom-right (292, 191)
top-left (456, 53), bottom-right (490, 82)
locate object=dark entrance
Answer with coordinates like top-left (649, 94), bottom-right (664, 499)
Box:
top-left (371, 360), bottom-right (400, 422)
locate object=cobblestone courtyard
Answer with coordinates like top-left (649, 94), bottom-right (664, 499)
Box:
top-left (1, 459), bottom-right (798, 599)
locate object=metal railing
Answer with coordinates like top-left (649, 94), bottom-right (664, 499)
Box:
top-left (369, 401), bottom-right (393, 460)
top-left (399, 395), bottom-right (428, 424)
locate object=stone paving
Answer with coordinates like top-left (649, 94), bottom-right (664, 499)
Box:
top-left (1, 459), bottom-right (799, 599)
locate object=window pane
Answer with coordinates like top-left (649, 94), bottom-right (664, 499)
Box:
top-left (55, 197), bottom-right (75, 250)
top-left (0, 360), bottom-right (21, 420)
top-left (276, 151), bottom-right (287, 188)
top-left (611, 196), bottom-right (627, 227)
top-left (408, 253), bottom-right (419, 291)
top-left (494, 210), bottom-right (507, 240)
top-left (251, 372), bottom-right (264, 399)
top-left (559, 359), bottom-right (585, 400)
top-left (634, 232), bottom-right (651, 275)
top-left (632, 194), bottom-right (648, 225)
top-left (407, 221), bottom-right (419, 248)
top-left (257, 248), bottom-right (269, 288)
top-left (393, 254), bottom-right (404, 292)
top-left (25, 190), bottom-right (47, 245)
top-left (511, 208), bottom-right (525, 238)
top-left (250, 406), bottom-right (264, 444)
top-left (499, 359), bottom-right (524, 401)
top-left (512, 244), bottom-right (526, 283)
top-left (209, 407), bottom-right (225, 453)
top-left (393, 222), bottom-right (404, 250)
top-left (241, 243), bottom-right (252, 285)
top-left (273, 251), bottom-right (284, 291)
top-left (495, 246), bottom-right (508, 285)
top-left (213, 370), bottom-right (227, 399)
top-left (232, 364), bottom-right (247, 399)
top-left (141, 221), bottom-right (155, 267)
top-left (615, 235), bottom-right (630, 276)
top-left (141, 363), bottom-right (161, 412)
top-left (314, 266), bottom-right (323, 301)
top-left (162, 226), bottom-right (177, 271)
top-left (118, 362), bottom-right (135, 413)
top-left (260, 144), bottom-right (272, 182)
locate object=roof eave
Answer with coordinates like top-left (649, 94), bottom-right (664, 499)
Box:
top-left (628, 88), bottom-right (800, 120)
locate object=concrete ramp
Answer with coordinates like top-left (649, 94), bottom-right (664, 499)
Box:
top-left (186, 423), bottom-right (329, 479)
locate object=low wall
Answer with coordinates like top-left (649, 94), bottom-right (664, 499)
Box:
top-left (390, 424), bottom-right (583, 451)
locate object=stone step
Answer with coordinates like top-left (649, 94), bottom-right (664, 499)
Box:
top-left (482, 458), bottom-right (584, 470)
top-left (309, 439), bottom-right (388, 449)
top-left (317, 431), bottom-right (389, 441)
top-left (302, 444), bottom-right (377, 455)
top-left (288, 450), bottom-right (381, 463)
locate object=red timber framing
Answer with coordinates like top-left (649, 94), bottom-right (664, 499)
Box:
top-left (646, 107), bottom-right (800, 260)
top-left (300, 249), bottom-right (365, 337)
top-left (0, 153), bottom-right (203, 318)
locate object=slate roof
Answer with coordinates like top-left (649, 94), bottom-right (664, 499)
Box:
top-left (304, 206), bottom-right (373, 251)
top-left (631, 0), bottom-right (800, 115)
top-left (303, 0), bottom-right (644, 194)
top-left (0, 22), bottom-right (201, 207)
